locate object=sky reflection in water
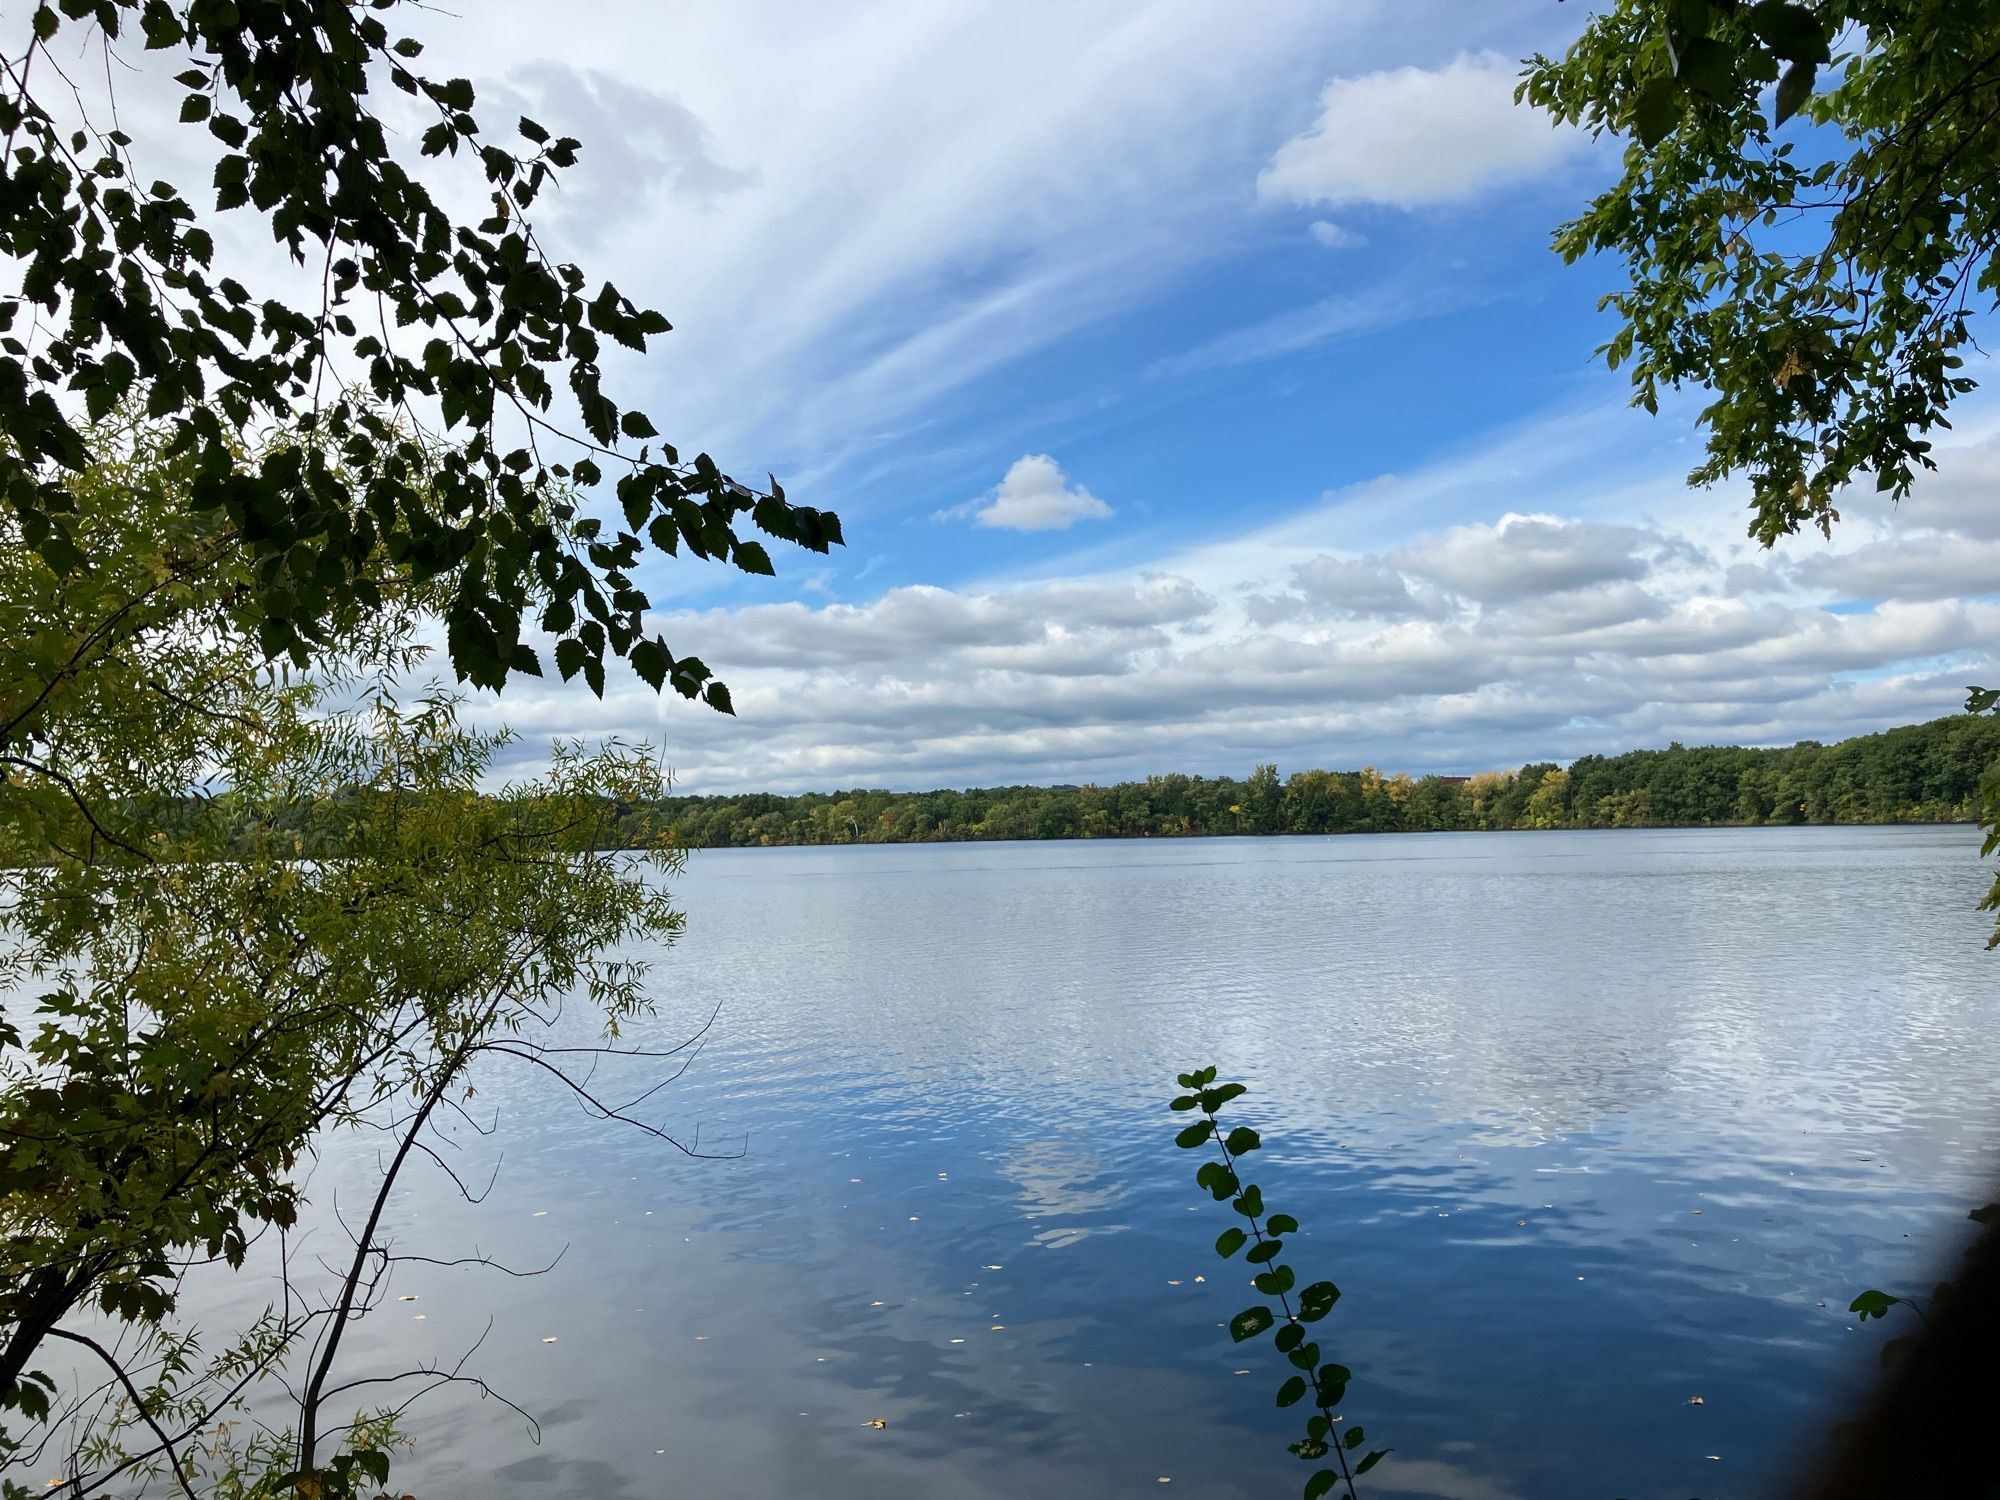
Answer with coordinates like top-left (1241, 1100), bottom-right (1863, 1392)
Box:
top-left (296, 826), bottom-right (2000, 1500)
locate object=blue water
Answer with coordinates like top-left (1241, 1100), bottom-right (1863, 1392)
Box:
top-left (319, 826), bottom-right (1999, 1499)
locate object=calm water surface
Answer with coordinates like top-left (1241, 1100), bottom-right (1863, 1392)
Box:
top-left (319, 826), bottom-right (1998, 1499)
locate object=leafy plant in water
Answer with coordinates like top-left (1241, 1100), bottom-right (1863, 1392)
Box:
top-left (1171, 1067), bottom-right (1389, 1499)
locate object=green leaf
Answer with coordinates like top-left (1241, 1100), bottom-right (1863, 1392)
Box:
top-left (1176, 1121), bottom-right (1214, 1149)
top-left (1630, 74), bottom-right (1683, 147)
top-left (1266, 1213), bottom-right (1299, 1235)
top-left (1747, 1), bottom-right (1831, 63)
top-left (1971, 1203), bottom-right (2000, 1224)
top-left (179, 94), bottom-right (211, 123)
top-left (629, 639), bottom-right (668, 691)
top-left (1773, 58), bottom-right (1816, 126)
top-left (1233, 1185), bottom-right (1264, 1217)
top-left (1275, 1323), bottom-right (1304, 1354)
top-left (1246, 1239), bottom-right (1281, 1264)
top-left (1253, 1266), bottom-right (1295, 1295)
top-left (1169, 1095), bottom-right (1200, 1111)
top-left (1297, 1281), bottom-right (1340, 1322)
top-left (1673, 35), bottom-right (1735, 100)
top-left (1849, 1289), bottom-right (1899, 1321)
top-left (1304, 1471), bottom-right (1337, 1500)
top-left (1215, 1227), bottom-right (1247, 1258)
top-left (1224, 1126), bottom-right (1261, 1155)
top-left (1344, 1425), bottom-right (1366, 1450)
top-left (1229, 1305), bottom-right (1274, 1343)
top-left (1355, 1449), bottom-right (1391, 1476)
top-left (1276, 1375), bottom-right (1308, 1407)
top-left (620, 409), bottom-right (659, 440)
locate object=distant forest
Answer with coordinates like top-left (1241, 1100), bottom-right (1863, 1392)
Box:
top-left (646, 714), bottom-right (2000, 848)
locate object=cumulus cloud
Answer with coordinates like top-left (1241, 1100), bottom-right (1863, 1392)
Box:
top-left (1390, 514), bottom-right (1704, 604)
top-left (960, 454), bottom-right (1113, 531)
top-left (1794, 533), bottom-right (2000, 603)
top-left (1244, 554), bottom-right (1443, 624)
top-left (468, 420), bottom-right (2000, 795)
top-left (1258, 52), bottom-right (1584, 210)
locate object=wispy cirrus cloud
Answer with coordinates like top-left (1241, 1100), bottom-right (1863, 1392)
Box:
top-left (1146, 283), bottom-right (1474, 381)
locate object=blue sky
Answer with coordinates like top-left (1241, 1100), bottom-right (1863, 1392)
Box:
top-left (390, 0), bottom-right (2000, 792)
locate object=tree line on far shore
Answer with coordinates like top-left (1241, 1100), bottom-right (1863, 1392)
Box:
top-left (644, 714), bottom-right (2000, 848)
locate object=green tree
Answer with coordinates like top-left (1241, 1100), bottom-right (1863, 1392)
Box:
top-left (1522, 1), bottom-right (2000, 544)
top-left (0, 419), bottom-right (690, 1496)
top-left (1245, 763), bottom-right (1284, 834)
top-left (1526, 0), bottom-right (2000, 931)
top-left (0, 0), bottom-right (840, 703)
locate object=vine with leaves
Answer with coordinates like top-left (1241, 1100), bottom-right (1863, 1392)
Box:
top-left (1171, 1068), bottom-right (1390, 1500)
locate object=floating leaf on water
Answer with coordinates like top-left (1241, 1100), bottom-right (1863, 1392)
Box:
top-left (1688, 1396), bottom-right (1705, 1405)
top-left (863, 1419), bottom-right (887, 1430)
top-left (398, 1295), bottom-right (419, 1302)
top-left (533, 1211), bottom-right (548, 1218)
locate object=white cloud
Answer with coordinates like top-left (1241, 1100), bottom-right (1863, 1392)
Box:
top-left (1258, 51), bottom-right (1584, 211)
top-left (1307, 220), bottom-right (1365, 249)
top-left (480, 67), bottom-right (754, 245)
top-left (1390, 514), bottom-right (1704, 603)
top-left (1147, 283), bottom-right (1468, 380)
top-left (962, 455), bottom-right (1113, 532)
top-left (462, 429), bottom-right (2000, 792)
top-left (1794, 533), bottom-right (2000, 603)
top-left (1244, 555), bottom-right (1444, 623)
top-left (391, 1), bottom-right (1393, 492)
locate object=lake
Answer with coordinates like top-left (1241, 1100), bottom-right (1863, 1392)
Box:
top-left (306, 826), bottom-right (2000, 1499)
